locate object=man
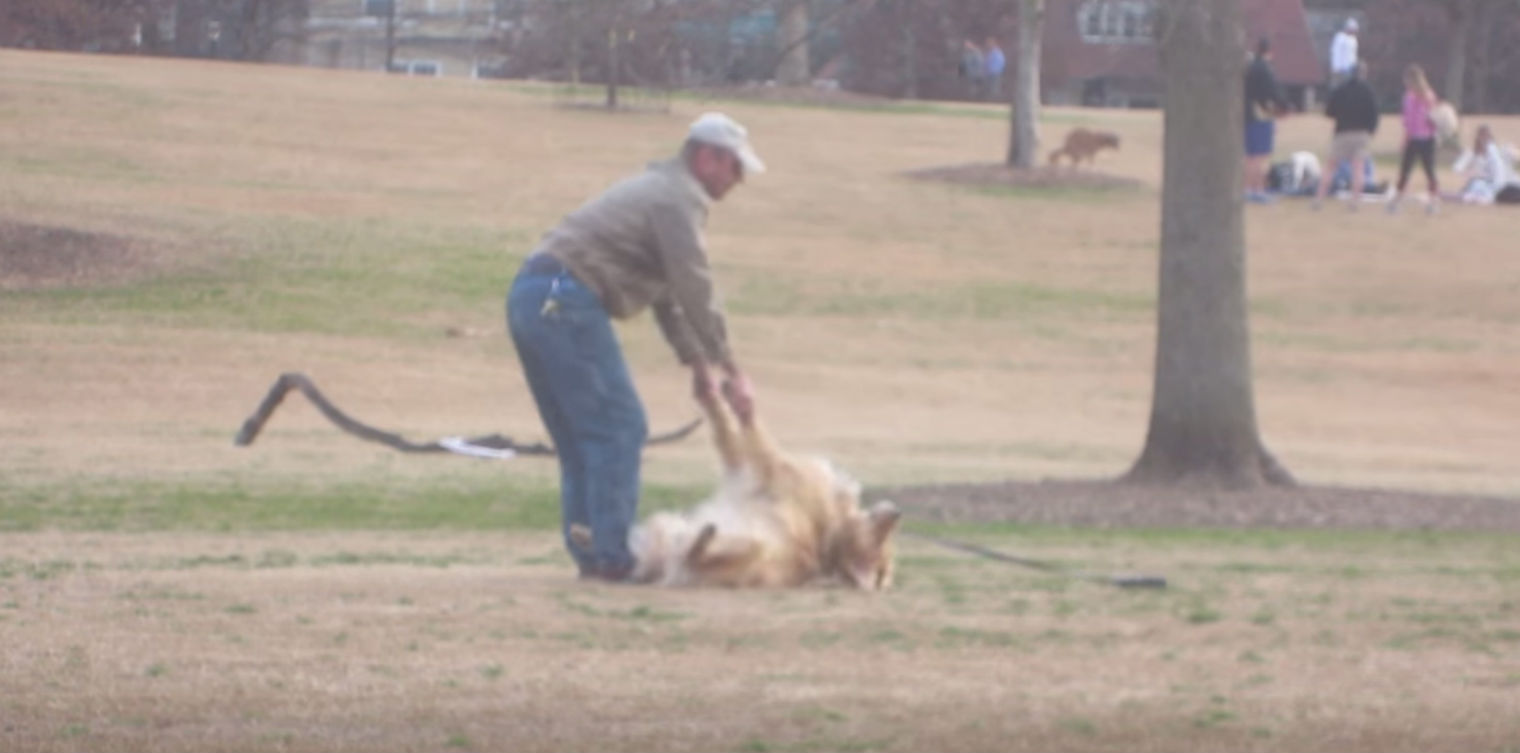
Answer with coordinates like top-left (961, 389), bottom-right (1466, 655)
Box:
top-left (983, 37), bottom-right (1006, 101)
top-left (1329, 18), bottom-right (1358, 87)
top-left (959, 38), bottom-right (985, 100)
top-left (1314, 62), bottom-right (1379, 211)
top-left (1243, 37), bottom-right (1290, 204)
top-left (506, 112), bottom-right (762, 582)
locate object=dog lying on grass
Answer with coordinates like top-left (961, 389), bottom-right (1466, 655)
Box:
top-left (1048, 127), bottom-right (1121, 168)
top-left (573, 387), bottom-right (900, 589)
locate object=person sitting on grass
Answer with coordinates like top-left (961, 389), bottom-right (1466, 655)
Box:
top-left (1452, 124), bottom-right (1520, 206)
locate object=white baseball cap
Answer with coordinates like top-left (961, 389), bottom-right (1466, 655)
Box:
top-left (1345, 18), bottom-right (1359, 31)
top-left (688, 112), bottom-right (766, 174)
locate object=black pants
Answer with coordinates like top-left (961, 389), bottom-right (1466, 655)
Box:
top-left (1397, 138), bottom-right (1438, 192)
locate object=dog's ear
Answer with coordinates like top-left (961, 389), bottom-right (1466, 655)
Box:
top-left (868, 501), bottom-right (901, 544)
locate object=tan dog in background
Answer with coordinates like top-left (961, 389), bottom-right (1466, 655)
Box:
top-left (573, 388), bottom-right (900, 589)
top-left (1048, 127), bottom-right (1121, 167)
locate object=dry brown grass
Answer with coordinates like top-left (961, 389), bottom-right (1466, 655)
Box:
top-left (3, 50), bottom-right (1520, 753)
top-left (3, 51), bottom-right (1519, 493)
top-left (3, 531), bottom-right (1519, 753)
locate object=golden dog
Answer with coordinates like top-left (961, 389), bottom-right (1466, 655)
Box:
top-left (574, 389), bottom-right (899, 589)
top-left (1048, 127), bottom-right (1121, 167)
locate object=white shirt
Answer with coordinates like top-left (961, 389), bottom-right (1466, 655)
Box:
top-left (1330, 31), bottom-right (1358, 74)
top-left (1454, 142), bottom-right (1518, 188)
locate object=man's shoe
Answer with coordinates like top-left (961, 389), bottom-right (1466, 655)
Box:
top-left (580, 562), bottom-right (636, 584)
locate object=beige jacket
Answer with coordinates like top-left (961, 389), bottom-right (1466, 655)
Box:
top-left (534, 157), bottom-right (729, 366)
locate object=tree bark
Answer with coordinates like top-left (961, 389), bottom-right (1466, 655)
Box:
top-left (1123, 0), bottom-right (1293, 488)
top-left (605, 26), bottom-right (619, 108)
top-left (1443, 0), bottom-right (1472, 111)
top-left (383, 0), bottom-right (395, 72)
top-left (1007, 0), bottom-right (1044, 168)
top-left (901, 22), bottom-right (917, 99)
top-left (1469, 0), bottom-right (1491, 113)
top-left (568, 0), bottom-right (581, 85)
top-left (776, 0), bottom-right (810, 86)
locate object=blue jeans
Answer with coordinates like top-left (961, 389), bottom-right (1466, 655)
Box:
top-left (507, 261), bottom-right (647, 575)
top-left (1244, 119), bottom-right (1275, 158)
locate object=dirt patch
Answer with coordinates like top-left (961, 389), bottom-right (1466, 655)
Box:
top-left (903, 161), bottom-right (1146, 192)
top-left (882, 479), bottom-right (1520, 533)
top-left (0, 219), bottom-right (159, 291)
top-left (4, 530), bottom-right (1518, 753)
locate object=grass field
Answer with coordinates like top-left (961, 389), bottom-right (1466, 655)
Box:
top-left (2, 50), bottom-right (1519, 752)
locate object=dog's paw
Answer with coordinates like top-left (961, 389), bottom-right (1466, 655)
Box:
top-left (685, 523), bottom-right (718, 564)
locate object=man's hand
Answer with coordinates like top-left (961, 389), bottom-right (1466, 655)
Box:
top-left (721, 369), bottom-right (755, 425)
top-left (692, 362), bottom-right (718, 402)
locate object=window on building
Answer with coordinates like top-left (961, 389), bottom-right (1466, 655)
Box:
top-left (1077, 0), bottom-right (1156, 44)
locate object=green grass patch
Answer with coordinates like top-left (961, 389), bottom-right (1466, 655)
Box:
top-left (899, 519), bottom-right (1520, 556)
top-left (0, 474), bottom-right (703, 532)
top-left (4, 215), bottom-right (534, 338)
top-left (728, 276), bottom-right (1153, 321)
top-left (502, 81), bottom-right (1107, 125)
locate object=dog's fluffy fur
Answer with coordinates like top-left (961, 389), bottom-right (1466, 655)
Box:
top-left (573, 391), bottom-right (899, 589)
top-left (1048, 128), bottom-right (1121, 167)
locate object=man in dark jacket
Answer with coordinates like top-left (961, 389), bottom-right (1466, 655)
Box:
top-left (1243, 38), bottom-right (1291, 203)
top-left (1313, 61), bottom-right (1380, 210)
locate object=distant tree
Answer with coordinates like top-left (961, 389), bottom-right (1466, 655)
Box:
top-left (775, 0), bottom-right (810, 85)
top-left (1416, 0), bottom-right (1520, 112)
top-left (1005, 0), bottom-right (1043, 168)
top-left (1125, 0), bottom-right (1293, 488)
top-left (1422, 0), bottom-right (1478, 111)
top-left (1338, 0), bottom-right (1520, 113)
top-left (0, 0), bottom-right (139, 51)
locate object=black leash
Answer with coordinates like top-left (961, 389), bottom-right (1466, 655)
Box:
top-left (904, 530), bottom-right (1168, 589)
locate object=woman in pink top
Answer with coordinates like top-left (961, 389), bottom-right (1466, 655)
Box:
top-left (1388, 64), bottom-right (1440, 213)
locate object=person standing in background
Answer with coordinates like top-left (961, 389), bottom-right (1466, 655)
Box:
top-left (1387, 64), bottom-right (1441, 215)
top-left (1313, 62), bottom-right (1380, 211)
top-left (1243, 38), bottom-right (1290, 204)
top-left (983, 37), bottom-right (1006, 101)
top-left (1329, 18), bottom-right (1359, 87)
top-left (959, 38), bottom-right (986, 100)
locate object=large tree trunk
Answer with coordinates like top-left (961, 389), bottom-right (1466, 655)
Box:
top-left (1443, 0), bottom-right (1472, 111)
top-left (776, 0), bottom-right (810, 86)
top-left (1007, 0), bottom-right (1044, 167)
top-left (1124, 0), bottom-right (1293, 488)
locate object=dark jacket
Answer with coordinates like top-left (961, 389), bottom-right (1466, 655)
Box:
top-left (1325, 78), bottom-right (1380, 134)
top-left (1244, 57), bottom-right (1288, 123)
